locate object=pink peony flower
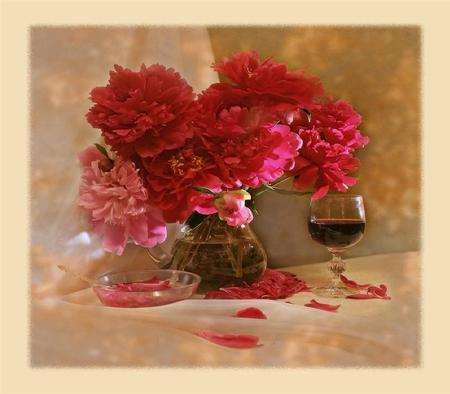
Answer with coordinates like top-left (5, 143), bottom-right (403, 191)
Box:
top-left (78, 146), bottom-right (167, 255)
top-left (213, 190), bottom-right (254, 227)
top-left (86, 64), bottom-right (197, 159)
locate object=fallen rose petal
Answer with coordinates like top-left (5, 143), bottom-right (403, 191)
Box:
top-left (346, 293), bottom-right (379, 299)
top-left (368, 284), bottom-right (389, 298)
top-left (234, 307), bottom-right (267, 319)
top-left (304, 299), bottom-right (340, 312)
top-left (203, 290), bottom-right (235, 299)
top-left (340, 274), bottom-right (371, 290)
top-left (204, 269), bottom-right (310, 300)
top-left (196, 330), bottom-right (260, 348)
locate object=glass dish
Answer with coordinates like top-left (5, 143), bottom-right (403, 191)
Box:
top-left (93, 269), bottom-right (201, 308)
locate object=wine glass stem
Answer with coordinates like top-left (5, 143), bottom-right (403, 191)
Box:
top-left (328, 252), bottom-right (345, 287)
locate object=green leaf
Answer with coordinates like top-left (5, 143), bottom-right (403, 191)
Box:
top-left (94, 143), bottom-right (109, 158)
top-left (245, 198), bottom-right (259, 216)
top-left (301, 108), bottom-right (312, 123)
top-left (192, 186), bottom-right (216, 195)
top-left (185, 211), bottom-right (209, 230)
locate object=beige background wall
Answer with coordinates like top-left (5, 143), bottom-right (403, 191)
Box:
top-left (31, 26), bottom-right (420, 294)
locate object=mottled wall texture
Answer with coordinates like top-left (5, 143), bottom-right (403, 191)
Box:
top-left (31, 26), bottom-right (420, 294)
top-left (208, 26), bottom-right (421, 265)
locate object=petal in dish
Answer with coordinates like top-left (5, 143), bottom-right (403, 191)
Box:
top-left (111, 277), bottom-right (171, 292)
top-left (93, 270), bottom-right (200, 308)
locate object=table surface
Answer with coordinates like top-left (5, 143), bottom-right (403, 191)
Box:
top-left (31, 251), bottom-right (420, 367)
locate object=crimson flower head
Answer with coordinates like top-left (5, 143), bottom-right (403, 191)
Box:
top-left (142, 136), bottom-right (224, 223)
top-left (86, 64), bottom-right (197, 159)
top-left (305, 98), bottom-right (369, 151)
top-left (213, 51), bottom-right (324, 108)
top-left (291, 130), bottom-right (361, 199)
top-left (199, 105), bottom-right (302, 188)
top-left (289, 98), bottom-right (369, 199)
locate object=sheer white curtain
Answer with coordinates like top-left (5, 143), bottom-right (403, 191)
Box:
top-left (31, 27), bottom-right (218, 298)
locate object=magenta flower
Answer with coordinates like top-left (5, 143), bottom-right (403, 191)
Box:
top-left (214, 190), bottom-right (254, 227)
top-left (289, 98), bottom-right (369, 199)
top-left (307, 98), bottom-right (369, 151)
top-left (198, 105), bottom-right (302, 188)
top-left (290, 129), bottom-right (361, 200)
top-left (78, 146), bottom-right (167, 255)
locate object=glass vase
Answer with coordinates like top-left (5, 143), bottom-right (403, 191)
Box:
top-left (169, 215), bottom-right (267, 292)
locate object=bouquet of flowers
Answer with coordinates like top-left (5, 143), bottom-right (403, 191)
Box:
top-left (78, 51), bottom-right (369, 256)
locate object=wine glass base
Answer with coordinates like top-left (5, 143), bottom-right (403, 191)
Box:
top-left (311, 284), bottom-right (359, 298)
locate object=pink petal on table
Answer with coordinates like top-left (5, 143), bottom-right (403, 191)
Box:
top-left (304, 299), bottom-right (340, 312)
top-left (234, 307), bottom-right (267, 320)
top-left (346, 293), bottom-right (379, 299)
top-left (368, 284), bottom-right (391, 299)
top-left (340, 274), bottom-right (371, 290)
top-left (204, 269), bottom-right (310, 300)
top-left (196, 330), bottom-right (261, 349)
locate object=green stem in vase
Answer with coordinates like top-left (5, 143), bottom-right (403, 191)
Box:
top-left (252, 176), bottom-right (312, 198)
top-left (224, 226), bottom-right (243, 279)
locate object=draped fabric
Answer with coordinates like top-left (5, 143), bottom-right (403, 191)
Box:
top-left (32, 252), bottom-right (420, 367)
top-left (31, 27), bottom-right (218, 298)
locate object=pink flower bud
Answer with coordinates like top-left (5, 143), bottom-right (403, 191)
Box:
top-left (213, 190), bottom-right (254, 227)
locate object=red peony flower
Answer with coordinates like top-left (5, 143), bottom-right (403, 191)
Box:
top-left (288, 98), bottom-right (369, 199)
top-left (142, 136), bottom-right (224, 223)
top-left (306, 98), bottom-right (369, 151)
top-left (86, 64), bottom-right (197, 158)
top-left (290, 129), bottom-right (361, 199)
top-left (213, 51), bottom-right (324, 108)
top-left (197, 104), bottom-right (302, 188)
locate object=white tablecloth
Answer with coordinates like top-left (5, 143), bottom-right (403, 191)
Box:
top-left (31, 251), bottom-right (420, 367)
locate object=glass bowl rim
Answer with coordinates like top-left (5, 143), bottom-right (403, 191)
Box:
top-left (313, 193), bottom-right (363, 198)
top-left (310, 193), bottom-right (364, 202)
top-left (93, 269), bottom-right (202, 293)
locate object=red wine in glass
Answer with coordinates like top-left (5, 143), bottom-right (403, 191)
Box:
top-left (308, 195), bottom-right (366, 298)
top-left (308, 219), bottom-right (365, 249)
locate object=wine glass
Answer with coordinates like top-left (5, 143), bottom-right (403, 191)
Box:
top-left (308, 194), bottom-right (366, 298)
